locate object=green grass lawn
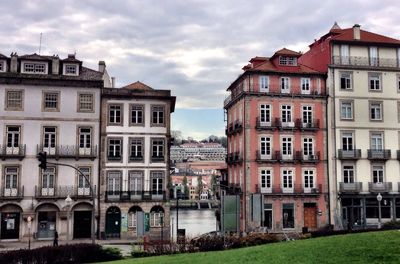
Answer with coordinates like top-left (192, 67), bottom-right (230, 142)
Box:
top-left (99, 230), bottom-right (400, 264)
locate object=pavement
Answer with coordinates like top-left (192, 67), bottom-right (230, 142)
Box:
top-left (0, 239), bottom-right (138, 257)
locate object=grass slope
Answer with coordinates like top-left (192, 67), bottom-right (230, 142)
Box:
top-left (99, 230), bottom-right (400, 264)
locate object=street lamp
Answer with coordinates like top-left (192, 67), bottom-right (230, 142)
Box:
top-left (65, 195), bottom-right (73, 240)
top-left (376, 193), bottom-right (382, 229)
top-left (27, 216), bottom-right (32, 249)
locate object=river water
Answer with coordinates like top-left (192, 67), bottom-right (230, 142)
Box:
top-left (170, 209), bottom-right (217, 239)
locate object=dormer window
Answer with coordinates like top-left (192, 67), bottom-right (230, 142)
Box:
top-left (279, 56), bottom-right (297, 66)
top-left (63, 64), bottom-right (79, 76)
top-left (22, 62), bottom-right (47, 74)
top-left (0, 60), bottom-right (5, 72)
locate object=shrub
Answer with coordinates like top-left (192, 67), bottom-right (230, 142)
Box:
top-left (0, 243), bottom-right (122, 264)
top-left (382, 220), bottom-right (400, 230)
top-left (310, 227), bottom-right (379, 238)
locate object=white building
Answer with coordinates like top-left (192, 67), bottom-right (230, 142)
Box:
top-left (0, 53), bottom-right (104, 241)
top-left (99, 81), bottom-right (175, 240)
top-left (171, 143), bottom-right (226, 162)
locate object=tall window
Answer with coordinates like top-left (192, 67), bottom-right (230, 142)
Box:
top-left (280, 77), bottom-right (290, 93)
top-left (43, 127), bottom-right (56, 151)
top-left (260, 137), bottom-right (271, 158)
top-left (43, 92), bottom-right (59, 111)
top-left (130, 138), bottom-right (143, 161)
top-left (259, 76), bottom-right (269, 92)
top-left (260, 169), bottom-right (272, 191)
top-left (107, 172), bottom-right (121, 194)
top-left (303, 137), bottom-right (314, 156)
top-left (303, 170), bottom-right (315, 189)
top-left (4, 167), bottom-right (18, 195)
top-left (108, 138), bottom-right (122, 160)
top-left (79, 127), bottom-right (91, 149)
top-left (77, 167), bottom-right (91, 195)
top-left (41, 167), bottom-right (55, 196)
top-left (282, 169), bottom-right (294, 191)
top-left (370, 102), bottom-right (382, 121)
top-left (151, 139), bottom-right (164, 162)
top-left (340, 101), bottom-right (353, 120)
top-left (369, 74), bottom-right (381, 91)
top-left (281, 137), bottom-right (293, 158)
top-left (301, 78), bottom-right (311, 94)
top-left (302, 105), bottom-right (313, 125)
top-left (282, 204), bottom-right (295, 228)
top-left (130, 104), bottom-right (144, 125)
top-left (372, 165), bottom-right (384, 183)
top-left (260, 104), bottom-right (271, 124)
top-left (129, 171), bottom-right (143, 194)
top-left (340, 72), bottom-right (352, 90)
top-left (340, 45), bottom-right (349, 64)
top-left (151, 105), bottom-right (165, 126)
top-left (78, 93), bottom-right (94, 112)
top-left (371, 133), bottom-right (383, 151)
top-left (6, 126), bottom-right (20, 148)
top-left (108, 104), bottom-right (122, 125)
top-left (369, 46), bottom-right (378, 66)
top-left (342, 132), bottom-right (354, 151)
top-left (151, 171), bottom-right (164, 195)
top-left (5, 90), bottom-right (23, 110)
top-left (281, 105), bottom-right (292, 124)
top-left (343, 165), bottom-right (355, 183)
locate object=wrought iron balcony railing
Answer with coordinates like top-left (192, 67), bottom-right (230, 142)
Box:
top-left (339, 182), bottom-right (362, 193)
top-left (368, 182), bottom-right (392, 193)
top-left (105, 190), bottom-right (166, 202)
top-left (34, 185), bottom-right (96, 199)
top-left (0, 145), bottom-right (26, 160)
top-left (338, 149), bottom-right (362, 160)
top-left (37, 145), bottom-right (98, 160)
top-left (332, 55), bottom-right (400, 68)
top-left (255, 184), bottom-right (322, 195)
top-left (367, 149), bottom-right (391, 160)
top-left (0, 186), bottom-right (24, 199)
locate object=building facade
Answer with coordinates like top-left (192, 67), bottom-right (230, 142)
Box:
top-left (0, 53), bottom-right (103, 241)
top-left (99, 81), bottom-right (175, 240)
top-left (171, 143), bottom-right (226, 162)
top-left (300, 24), bottom-right (400, 229)
top-left (224, 49), bottom-right (329, 233)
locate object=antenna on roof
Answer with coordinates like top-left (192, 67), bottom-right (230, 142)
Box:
top-left (38, 32), bottom-right (43, 55)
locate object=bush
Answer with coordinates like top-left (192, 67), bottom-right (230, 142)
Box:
top-left (310, 227), bottom-right (379, 238)
top-left (382, 220), bottom-right (400, 230)
top-left (0, 243), bottom-right (123, 264)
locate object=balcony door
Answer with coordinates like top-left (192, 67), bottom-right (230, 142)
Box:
top-left (302, 106), bottom-right (313, 127)
top-left (6, 126), bottom-right (20, 154)
top-left (342, 132), bottom-right (354, 151)
top-left (281, 137), bottom-right (293, 160)
top-left (282, 169), bottom-right (294, 193)
top-left (41, 167), bottom-right (55, 196)
top-left (107, 172), bottom-right (121, 198)
top-left (129, 171), bottom-right (143, 198)
top-left (4, 167), bottom-right (18, 196)
top-left (43, 127), bottom-right (56, 154)
top-left (371, 133), bottom-right (383, 151)
top-left (260, 137), bottom-right (271, 159)
top-left (78, 167), bottom-right (91, 196)
top-left (340, 45), bottom-right (349, 64)
top-left (79, 127), bottom-right (92, 155)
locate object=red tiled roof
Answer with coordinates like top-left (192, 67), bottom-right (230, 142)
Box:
top-left (122, 81), bottom-right (154, 91)
top-left (331, 27), bottom-right (400, 45)
top-left (246, 57), bottom-right (320, 74)
top-left (273, 48), bottom-right (302, 57)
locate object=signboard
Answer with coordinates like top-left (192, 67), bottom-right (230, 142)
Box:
top-left (222, 195), bottom-right (240, 233)
top-left (121, 213), bottom-right (128, 232)
top-left (144, 213), bottom-right (150, 232)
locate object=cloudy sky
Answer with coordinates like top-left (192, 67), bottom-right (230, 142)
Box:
top-left (1, 0), bottom-right (400, 140)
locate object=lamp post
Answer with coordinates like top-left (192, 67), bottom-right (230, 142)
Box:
top-left (377, 193), bottom-right (382, 229)
top-left (27, 216), bottom-right (32, 250)
top-left (65, 195), bottom-right (73, 240)
top-left (176, 198), bottom-right (179, 242)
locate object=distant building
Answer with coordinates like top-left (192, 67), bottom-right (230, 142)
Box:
top-left (171, 142), bottom-right (226, 162)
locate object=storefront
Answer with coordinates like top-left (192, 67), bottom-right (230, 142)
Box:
top-left (36, 204), bottom-right (58, 239)
top-left (1, 210), bottom-right (20, 240)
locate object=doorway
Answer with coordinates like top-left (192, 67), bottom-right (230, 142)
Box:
top-left (73, 211), bottom-right (91, 239)
top-left (263, 210), bottom-right (273, 229)
top-left (303, 203), bottom-right (317, 229)
top-left (105, 207), bottom-right (121, 238)
top-left (37, 211), bottom-right (57, 239)
top-left (1, 212), bottom-right (20, 239)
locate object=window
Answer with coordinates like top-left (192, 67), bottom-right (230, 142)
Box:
top-left (259, 76), bottom-right (269, 92)
top-left (302, 105), bottom-right (313, 125)
top-left (43, 92), bottom-right (59, 111)
top-left (282, 204), bottom-right (295, 228)
top-left (260, 169), bottom-right (272, 192)
top-left (303, 137), bottom-right (314, 156)
top-left (340, 72), bottom-right (352, 90)
top-left (4, 167), bottom-right (18, 194)
top-left (369, 46), bottom-right (378, 66)
top-left (151, 138), bottom-right (165, 162)
top-left (301, 78), bottom-right (311, 94)
top-left (129, 171), bottom-right (143, 193)
top-left (108, 138), bottom-right (122, 161)
top-left (151, 105), bottom-right (165, 126)
top-left (64, 64), bottom-right (78, 75)
top-left (343, 165), bottom-right (355, 183)
top-left (370, 102), bottom-right (382, 121)
top-left (340, 45), bottom-right (349, 64)
top-left (260, 104), bottom-right (271, 124)
top-left (6, 126), bottom-right (20, 148)
top-left (282, 169), bottom-right (294, 191)
top-left (342, 132), bottom-right (354, 151)
top-left (108, 104), bottom-right (122, 125)
top-left (281, 105), bottom-right (292, 124)
top-left (130, 104), bottom-right (144, 125)
top-left (77, 167), bottom-right (91, 195)
top-left (303, 170), bottom-right (315, 189)
top-left (369, 73), bottom-right (381, 91)
top-left (78, 93), bottom-right (94, 112)
top-left (371, 133), bottom-right (383, 151)
top-left (23, 62), bottom-right (46, 74)
top-left (130, 138), bottom-right (143, 161)
top-left (340, 101), bottom-right (353, 120)
top-left (43, 127), bottom-right (56, 150)
top-left (372, 165), bottom-right (384, 183)
top-left (281, 137), bottom-right (293, 158)
top-left (279, 56), bottom-right (297, 66)
top-left (128, 212), bottom-right (137, 228)
top-left (79, 127), bottom-right (92, 149)
top-left (150, 206), bottom-right (165, 227)
top-left (0, 61), bottom-right (4, 72)
top-left (260, 137), bottom-right (271, 158)
top-left (5, 90), bottom-right (23, 110)
top-left (107, 171), bottom-right (121, 194)
top-left (41, 167), bottom-right (56, 196)
top-left (151, 171), bottom-right (164, 195)
top-left (280, 77), bottom-right (290, 93)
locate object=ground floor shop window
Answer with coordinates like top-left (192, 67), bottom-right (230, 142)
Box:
top-left (263, 203), bottom-right (272, 229)
top-left (396, 199), bottom-right (400, 218)
top-left (282, 203), bottom-right (294, 228)
top-left (366, 198), bottom-right (391, 219)
top-left (37, 211), bottom-right (57, 239)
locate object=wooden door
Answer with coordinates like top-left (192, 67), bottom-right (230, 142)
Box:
top-left (304, 207), bottom-right (317, 229)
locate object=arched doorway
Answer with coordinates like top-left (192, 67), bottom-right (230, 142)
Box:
top-left (105, 206), bottom-right (121, 238)
top-left (35, 203), bottom-right (59, 239)
top-left (0, 204), bottom-right (22, 240)
top-left (72, 202), bottom-right (92, 239)
top-left (128, 206), bottom-right (143, 237)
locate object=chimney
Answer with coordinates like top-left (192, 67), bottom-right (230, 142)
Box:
top-left (52, 55), bottom-right (59, 75)
top-left (10, 52), bottom-right (18, 73)
top-left (111, 77), bottom-right (115, 88)
top-left (353, 24), bottom-right (361, 40)
top-left (98, 61), bottom-right (106, 73)
top-left (68, 54), bottom-right (75, 59)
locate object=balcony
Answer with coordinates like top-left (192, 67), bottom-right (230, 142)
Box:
top-left (276, 118), bottom-right (296, 130)
top-left (151, 156), bottom-right (165, 162)
top-left (0, 186), bottom-right (24, 200)
top-left (34, 185), bottom-right (96, 199)
top-left (256, 150), bottom-right (279, 163)
top-left (37, 145), bottom-right (98, 160)
top-left (277, 151), bottom-right (298, 163)
top-left (339, 182), bottom-right (362, 193)
top-left (368, 182), bottom-right (392, 193)
top-left (233, 120), bottom-right (243, 134)
top-left (298, 151), bottom-right (320, 163)
top-left (338, 149), bottom-right (361, 160)
top-left (367, 149), bottom-right (391, 161)
top-left (255, 117), bottom-right (277, 130)
top-left (296, 119), bottom-right (319, 131)
top-left (232, 152), bottom-right (243, 165)
top-left (255, 184), bottom-right (322, 195)
top-left (105, 190), bottom-right (166, 202)
top-left (226, 123), bottom-right (234, 136)
top-left (332, 55), bottom-right (400, 68)
top-left (0, 145), bottom-right (26, 160)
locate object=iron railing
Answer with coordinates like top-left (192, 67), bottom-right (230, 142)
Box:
top-left (368, 182), bottom-right (392, 193)
top-left (332, 55), bottom-right (400, 68)
top-left (0, 144), bottom-right (26, 160)
top-left (37, 145), bottom-right (98, 160)
top-left (0, 186), bottom-right (24, 199)
top-left (339, 182), bottom-right (362, 193)
top-left (34, 185), bottom-right (96, 198)
top-left (338, 149), bottom-right (362, 159)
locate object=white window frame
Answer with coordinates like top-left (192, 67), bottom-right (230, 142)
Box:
top-left (301, 78), bottom-right (311, 94)
top-left (340, 72), bottom-right (352, 90)
top-left (260, 136), bottom-right (272, 159)
top-left (302, 137), bottom-right (314, 158)
top-left (280, 77), bottom-right (290, 94)
top-left (371, 133), bottom-right (383, 151)
top-left (260, 168), bottom-right (272, 193)
top-left (342, 132), bottom-right (354, 151)
top-left (340, 45), bottom-right (350, 65)
top-left (4, 166), bottom-right (18, 196)
top-left (21, 61), bottom-right (48, 74)
top-left (369, 46), bottom-right (378, 66)
top-left (370, 102), bottom-right (383, 121)
top-left (303, 169), bottom-right (315, 193)
top-left (340, 101), bottom-right (353, 120)
top-left (259, 76), bottom-right (269, 92)
top-left (302, 105), bottom-right (313, 126)
top-left (369, 74), bottom-right (381, 91)
top-left (281, 104), bottom-right (293, 127)
top-left (260, 104), bottom-right (271, 125)
top-left (77, 166), bottom-right (91, 195)
top-left (372, 165), bottom-right (384, 183)
top-left (282, 169), bottom-right (294, 193)
top-left (63, 64), bottom-right (79, 76)
top-left (281, 137), bottom-right (293, 160)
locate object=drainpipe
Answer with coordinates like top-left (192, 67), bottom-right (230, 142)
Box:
top-left (97, 89), bottom-right (103, 239)
top-left (325, 72), bottom-right (332, 227)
